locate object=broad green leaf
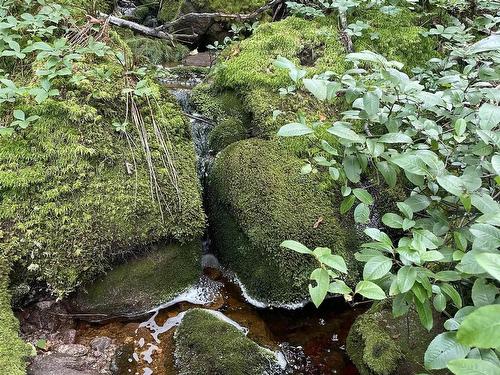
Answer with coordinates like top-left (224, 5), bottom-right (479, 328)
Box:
top-left (492, 155), bottom-right (500, 175)
top-left (353, 188), bottom-right (374, 205)
top-left (355, 280), bottom-right (386, 300)
top-left (378, 132), bottom-right (412, 144)
top-left (363, 91), bottom-right (379, 118)
top-left (318, 254), bottom-right (347, 273)
top-left (433, 293), bottom-right (446, 312)
top-left (475, 253), bottom-right (500, 281)
top-left (329, 280), bottom-right (352, 295)
top-left (441, 283), bottom-right (463, 308)
top-left (437, 174), bottom-right (465, 197)
top-left (454, 119), bottom-right (467, 136)
top-left (478, 103), bottom-right (500, 130)
top-left (280, 240), bottom-right (312, 255)
top-left (468, 34), bottom-right (500, 54)
top-left (397, 202), bottom-right (413, 219)
top-left (457, 305), bottom-right (500, 348)
top-left (340, 195), bottom-right (356, 214)
top-left (354, 203), bottom-right (370, 224)
top-left (327, 122), bottom-right (365, 143)
top-left (364, 228), bottom-right (392, 247)
top-left (376, 161), bottom-right (397, 187)
top-left (13, 109), bottom-right (25, 120)
top-left (471, 278), bottom-right (497, 307)
top-left (343, 155), bottom-right (362, 183)
top-left (421, 250), bottom-right (445, 262)
top-left (447, 358), bottom-right (500, 375)
top-left (363, 255), bottom-right (392, 280)
top-left (397, 266), bottom-right (417, 293)
top-left (424, 332), bottom-right (470, 370)
top-left (309, 268), bottom-right (330, 308)
top-left (303, 79), bottom-right (341, 101)
top-left (277, 122), bottom-right (314, 137)
top-left (415, 299), bottom-right (434, 331)
top-left (382, 213), bottom-right (403, 229)
top-left (404, 194), bottom-right (431, 212)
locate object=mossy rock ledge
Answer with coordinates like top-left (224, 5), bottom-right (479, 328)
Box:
top-left (174, 308), bottom-right (285, 375)
top-left (71, 242), bottom-right (202, 316)
top-left (208, 138), bottom-right (360, 306)
top-left (0, 34), bottom-right (205, 298)
top-left (347, 302), bottom-right (446, 375)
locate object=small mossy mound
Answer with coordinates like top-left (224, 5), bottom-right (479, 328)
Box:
top-left (208, 118), bottom-right (247, 153)
top-left (347, 302), bottom-right (444, 375)
top-left (119, 29), bottom-right (189, 65)
top-left (208, 139), bottom-right (360, 305)
top-left (174, 308), bottom-right (283, 375)
top-left (73, 242), bottom-right (201, 316)
top-left (0, 33), bottom-right (205, 297)
top-left (353, 6), bottom-right (437, 70)
top-left (0, 259), bottom-right (31, 375)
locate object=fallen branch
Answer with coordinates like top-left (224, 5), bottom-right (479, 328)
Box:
top-left (99, 13), bottom-right (198, 43)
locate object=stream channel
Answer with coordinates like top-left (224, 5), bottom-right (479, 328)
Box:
top-left (24, 65), bottom-right (366, 375)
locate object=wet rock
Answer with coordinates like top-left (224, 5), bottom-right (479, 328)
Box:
top-left (56, 344), bottom-right (89, 357)
top-left (90, 337), bottom-right (113, 353)
top-left (71, 242), bottom-right (202, 317)
top-left (174, 308), bottom-right (285, 375)
top-left (208, 139), bottom-right (360, 306)
top-left (346, 302), bottom-right (444, 375)
top-left (28, 353), bottom-right (97, 375)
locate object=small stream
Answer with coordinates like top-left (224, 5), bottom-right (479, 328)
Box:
top-left (73, 72), bottom-right (365, 375)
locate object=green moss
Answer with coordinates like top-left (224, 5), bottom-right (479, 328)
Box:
top-left (174, 308), bottom-right (281, 375)
top-left (0, 36), bottom-right (205, 297)
top-left (347, 302), bottom-right (444, 375)
top-left (74, 241), bottom-right (201, 315)
top-left (158, 0), bottom-right (184, 22)
top-left (0, 259), bottom-right (31, 375)
top-left (208, 139), bottom-right (360, 305)
top-left (189, 0), bottom-right (265, 13)
top-left (209, 118), bottom-right (247, 153)
top-left (353, 7), bottom-right (438, 70)
top-left (118, 29), bottom-right (189, 65)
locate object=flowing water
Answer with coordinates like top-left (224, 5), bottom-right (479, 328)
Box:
top-left (71, 71), bottom-right (366, 375)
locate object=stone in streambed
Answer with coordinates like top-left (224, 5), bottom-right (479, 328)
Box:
top-left (174, 308), bottom-right (284, 375)
top-left (72, 242), bottom-right (202, 316)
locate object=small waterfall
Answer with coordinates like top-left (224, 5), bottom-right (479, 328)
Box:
top-left (170, 88), bottom-right (215, 186)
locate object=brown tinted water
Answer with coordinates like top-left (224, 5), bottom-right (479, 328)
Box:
top-left (74, 265), bottom-right (366, 375)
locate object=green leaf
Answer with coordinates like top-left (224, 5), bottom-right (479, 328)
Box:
top-left (340, 195), bottom-right (356, 214)
top-left (354, 203), bottom-right (370, 224)
top-left (364, 228), bottom-right (392, 247)
top-left (475, 253), bottom-right (500, 281)
top-left (440, 283), bottom-right (463, 308)
top-left (277, 122), bottom-right (314, 137)
top-left (471, 278), bottom-right (497, 307)
top-left (448, 358), bottom-right (500, 375)
top-left (343, 155), bottom-right (362, 183)
top-left (492, 155), bottom-right (500, 175)
top-left (433, 293), bottom-right (446, 312)
top-left (454, 119), bottom-right (467, 136)
top-left (353, 188), bottom-right (374, 205)
top-left (318, 254), bottom-right (347, 273)
top-left (363, 255), bottom-right (392, 280)
top-left (378, 132), bottom-right (413, 144)
top-left (376, 161), bottom-right (397, 187)
top-left (382, 213), bottom-right (403, 229)
top-left (415, 299), bottom-right (434, 331)
top-left (468, 34), bottom-right (500, 54)
top-left (421, 250), bottom-right (445, 262)
top-left (404, 194), bottom-right (431, 212)
top-left (437, 174), bottom-right (465, 197)
top-left (327, 122), bottom-right (365, 143)
top-left (478, 103), bottom-right (500, 130)
top-left (457, 305), bottom-right (500, 348)
top-left (303, 79), bottom-right (341, 101)
top-left (363, 91), bottom-right (379, 117)
top-left (13, 109), bottom-right (25, 120)
top-left (329, 280), bottom-right (353, 295)
top-left (397, 266), bottom-right (417, 293)
top-left (280, 240), bottom-right (312, 255)
top-left (424, 332), bottom-right (470, 370)
top-left (355, 280), bottom-right (386, 300)
top-left (397, 202), bottom-right (413, 219)
top-left (309, 268), bottom-right (330, 307)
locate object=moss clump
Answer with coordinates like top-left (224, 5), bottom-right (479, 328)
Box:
top-left (119, 29), bottom-right (189, 65)
top-left (209, 118), bottom-right (247, 153)
top-left (208, 139), bottom-right (359, 305)
top-left (347, 302), bottom-right (443, 375)
top-left (0, 259), bottom-right (31, 375)
top-left (158, 0), bottom-right (185, 22)
top-left (353, 6), bottom-right (438, 70)
top-left (189, 0), bottom-right (265, 13)
top-left (174, 308), bottom-right (282, 375)
top-left (0, 34), bottom-right (205, 297)
top-left (73, 242), bottom-right (201, 315)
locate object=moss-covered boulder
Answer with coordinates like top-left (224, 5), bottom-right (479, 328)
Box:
top-left (0, 33), bottom-right (205, 297)
top-left (208, 139), bottom-right (359, 305)
top-left (174, 308), bottom-right (284, 375)
top-left (347, 302), bottom-right (444, 375)
top-left (72, 242), bottom-right (201, 316)
top-left (353, 6), bottom-right (438, 70)
top-left (0, 259), bottom-right (32, 375)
